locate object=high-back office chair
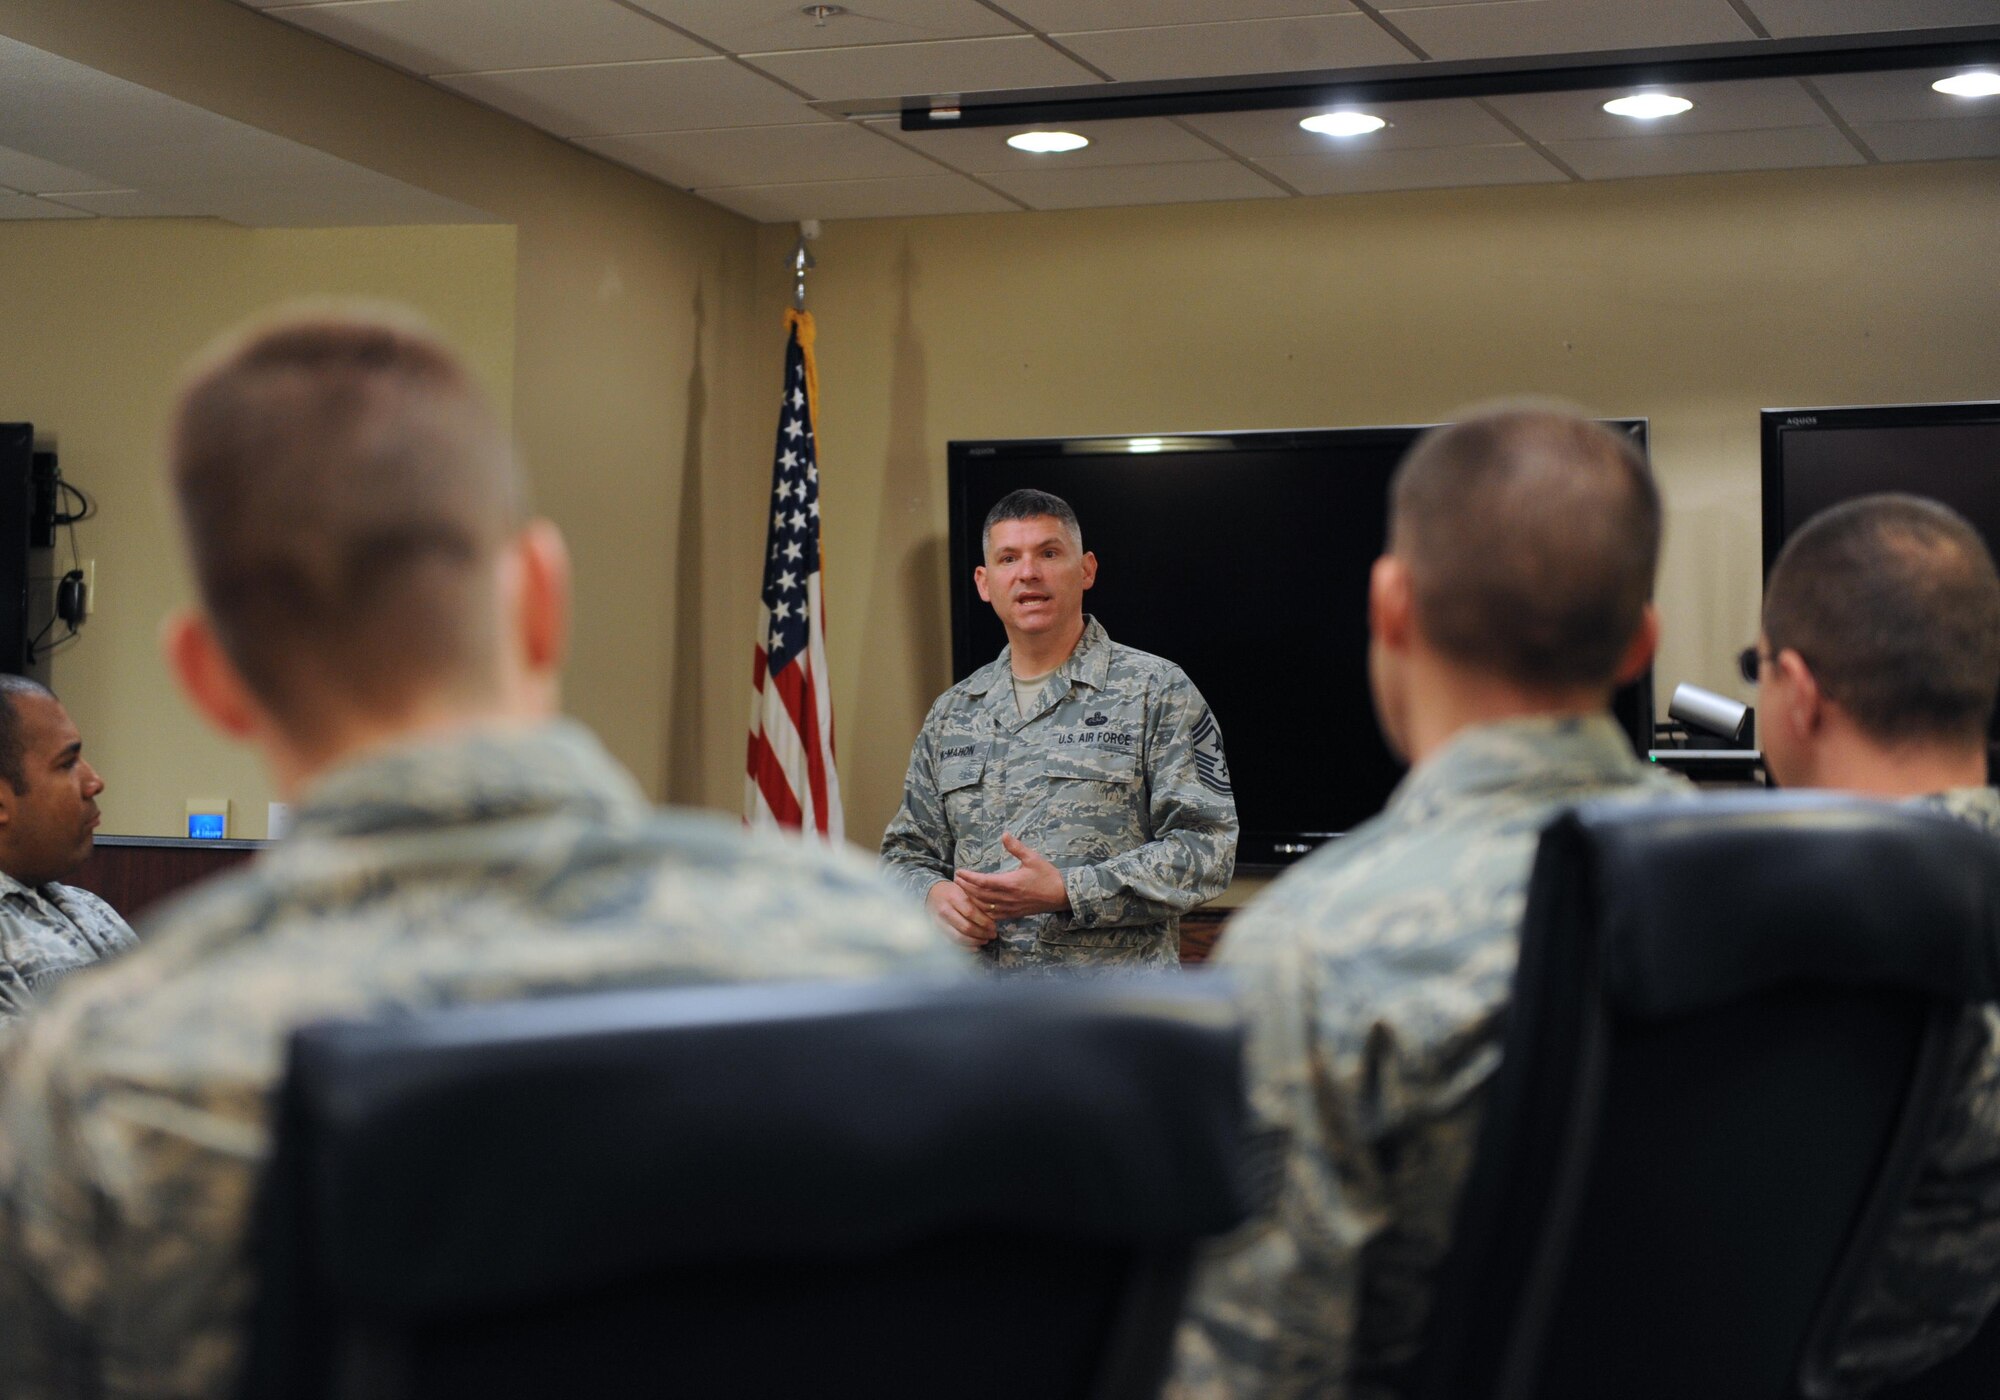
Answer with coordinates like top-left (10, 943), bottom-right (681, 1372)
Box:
top-left (238, 975), bottom-right (1252, 1400)
top-left (1413, 794), bottom-right (2000, 1400)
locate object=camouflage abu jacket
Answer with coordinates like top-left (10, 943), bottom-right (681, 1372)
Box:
top-left (881, 615), bottom-right (1239, 969)
top-left (0, 872), bottom-right (135, 1029)
top-left (0, 720), bottom-right (963, 1400)
top-left (1169, 714), bottom-right (1684, 1400)
top-left (1819, 784), bottom-right (2000, 1394)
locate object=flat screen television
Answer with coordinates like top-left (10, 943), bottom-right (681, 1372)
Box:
top-left (0, 425), bottom-right (32, 674)
top-left (1762, 400), bottom-right (2000, 742)
top-left (948, 423), bottom-right (1652, 869)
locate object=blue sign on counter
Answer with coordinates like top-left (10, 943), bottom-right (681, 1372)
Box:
top-left (187, 813), bottom-right (226, 840)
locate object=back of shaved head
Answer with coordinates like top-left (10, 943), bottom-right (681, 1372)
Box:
top-left (1765, 493), bottom-right (2000, 748)
top-left (170, 309), bottom-right (524, 731)
top-left (1391, 408), bottom-right (1662, 690)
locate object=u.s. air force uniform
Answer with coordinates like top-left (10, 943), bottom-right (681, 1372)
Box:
top-left (0, 871), bottom-right (134, 1029)
top-left (882, 616), bottom-right (1238, 969)
top-left (1823, 784), bottom-right (2000, 1394)
top-left (1169, 714), bottom-right (1684, 1400)
top-left (0, 720), bottom-right (963, 1400)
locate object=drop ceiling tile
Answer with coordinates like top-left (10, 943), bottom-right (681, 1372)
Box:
top-left (0, 193), bottom-right (91, 220)
top-left (1739, 0), bottom-right (1999, 38)
top-left (1004, 0), bottom-right (1354, 26)
top-left (695, 173), bottom-right (1018, 221)
top-left (1381, 0), bottom-right (1753, 61)
top-left (983, 159), bottom-right (1287, 209)
top-left (1490, 79), bottom-right (1830, 143)
top-left (1259, 141), bottom-right (1566, 194)
top-left (0, 145), bottom-right (120, 194)
top-left (743, 35), bottom-right (1100, 101)
top-left (580, 122), bottom-right (937, 187)
top-left (630, 0), bottom-right (1023, 53)
top-left (1812, 68), bottom-right (2000, 125)
top-left (1051, 14), bottom-right (1414, 81)
top-left (1857, 116), bottom-right (2000, 161)
top-left (1185, 98), bottom-right (1515, 157)
top-left (438, 57), bottom-right (814, 137)
top-left (270, 0), bottom-right (706, 77)
top-left (1548, 124), bottom-right (1864, 180)
top-left (865, 115), bottom-right (1221, 172)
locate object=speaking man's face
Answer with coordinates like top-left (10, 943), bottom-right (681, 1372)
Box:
top-left (975, 516), bottom-right (1097, 644)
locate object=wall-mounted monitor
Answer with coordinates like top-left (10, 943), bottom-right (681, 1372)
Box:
top-left (948, 422), bottom-right (1652, 869)
top-left (1762, 400), bottom-right (2000, 742)
top-left (0, 425), bottom-right (33, 674)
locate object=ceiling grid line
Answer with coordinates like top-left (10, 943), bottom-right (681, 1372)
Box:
top-left (1472, 98), bottom-right (1586, 182)
top-left (1798, 76), bottom-right (1882, 164)
top-left (1169, 116), bottom-right (1308, 196)
top-left (1347, 0), bottom-right (1432, 62)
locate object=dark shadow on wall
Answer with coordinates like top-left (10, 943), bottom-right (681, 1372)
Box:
top-left (853, 238), bottom-right (947, 847)
top-left (663, 285), bottom-right (708, 806)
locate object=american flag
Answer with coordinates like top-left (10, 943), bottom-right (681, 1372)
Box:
top-left (745, 309), bottom-right (843, 840)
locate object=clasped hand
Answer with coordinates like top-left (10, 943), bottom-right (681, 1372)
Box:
top-left (924, 833), bottom-right (1071, 948)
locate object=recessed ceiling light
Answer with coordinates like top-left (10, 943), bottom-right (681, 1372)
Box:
top-left (1007, 130), bottom-right (1089, 154)
top-left (1933, 71), bottom-right (2000, 98)
top-left (1603, 93), bottom-right (1695, 119)
top-left (1127, 438), bottom-right (1165, 454)
top-left (1299, 111), bottom-right (1387, 138)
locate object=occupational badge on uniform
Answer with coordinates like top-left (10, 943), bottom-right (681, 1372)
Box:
top-left (1084, 712), bottom-right (1109, 727)
top-left (1190, 709), bottom-right (1232, 796)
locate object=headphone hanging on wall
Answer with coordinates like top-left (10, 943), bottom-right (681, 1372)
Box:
top-left (55, 570), bottom-right (85, 628)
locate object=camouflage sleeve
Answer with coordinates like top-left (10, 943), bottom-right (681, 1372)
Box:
top-left (1823, 1006), bottom-right (2000, 1393)
top-left (879, 716), bottom-right (954, 903)
top-left (1063, 676), bottom-right (1239, 929)
top-left (1167, 913), bottom-right (1376, 1400)
top-left (0, 1013), bottom-right (107, 1398)
top-left (0, 963), bottom-right (32, 1030)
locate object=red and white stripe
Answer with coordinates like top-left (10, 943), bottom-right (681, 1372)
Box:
top-left (746, 576), bottom-right (843, 840)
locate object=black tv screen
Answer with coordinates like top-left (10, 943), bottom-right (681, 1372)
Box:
top-left (0, 425), bottom-right (31, 675)
top-left (948, 423), bottom-right (1650, 868)
top-left (1762, 400), bottom-right (2000, 740)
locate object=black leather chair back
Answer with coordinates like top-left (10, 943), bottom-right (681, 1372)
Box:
top-left (239, 974), bottom-right (1251, 1400)
top-left (1416, 794), bottom-right (2000, 1400)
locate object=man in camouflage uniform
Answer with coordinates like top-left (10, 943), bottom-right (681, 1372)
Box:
top-left (882, 488), bottom-right (1238, 969)
top-left (0, 310), bottom-right (961, 1399)
top-left (0, 675), bottom-right (134, 1024)
top-left (1752, 492), bottom-right (2000, 1393)
top-left (1169, 408), bottom-right (1681, 1398)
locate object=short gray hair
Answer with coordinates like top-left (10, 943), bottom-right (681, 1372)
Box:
top-left (981, 488), bottom-right (1083, 559)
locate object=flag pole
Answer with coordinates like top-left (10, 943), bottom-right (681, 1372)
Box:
top-left (791, 218), bottom-right (819, 310)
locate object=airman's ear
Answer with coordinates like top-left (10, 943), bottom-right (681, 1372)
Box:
top-left (1369, 555), bottom-right (1414, 650)
top-left (162, 610), bottom-right (263, 741)
top-left (512, 519), bottom-right (571, 679)
top-left (1613, 603), bottom-right (1662, 686)
top-left (1774, 648), bottom-right (1824, 737)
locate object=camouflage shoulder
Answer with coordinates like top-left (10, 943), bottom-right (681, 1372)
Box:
top-left (1100, 639), bottom-right (1199, 689)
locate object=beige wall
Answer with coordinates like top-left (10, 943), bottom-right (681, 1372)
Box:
top-left (0, 0), bottom-right (765, 830)
top-left (692, 160), bottom-right (2000, 867)
top-left (0, 219), bottom-right (515, 838)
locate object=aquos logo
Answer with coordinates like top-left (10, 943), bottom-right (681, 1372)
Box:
top-left (1785, 416), bottom-right (1819, 427)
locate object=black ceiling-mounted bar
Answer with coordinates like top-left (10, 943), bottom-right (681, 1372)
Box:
top-left (897, 25), bottom-right (2000, 130)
